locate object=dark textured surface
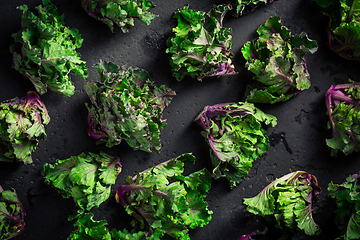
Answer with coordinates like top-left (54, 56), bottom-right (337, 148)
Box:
top-left (1, 0), bottom-right (360, 239)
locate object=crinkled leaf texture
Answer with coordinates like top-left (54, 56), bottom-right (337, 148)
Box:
top-left (194, 102), bottom-right (277, 188)
top-left (0, 186), bottom-right (26, 240)
top-left (42, 151), bottom-right (122, 220)
top-left (328, 172), bottom-right (360, 239)
top-left (325, 81), bottom-right (360, 156)
top-left (81, 0), bottom-right (158, 33)
top-left (83, 60), bottom-right (176, 153)
top-left (111, 228), bottom-right (164, 240)
top-left (0, 91), bottom-right (49, 164)
top-left (241, 16), bottom-right (318, 104)
top-left (166, 4), bottom-right (237, 81)
top-left (10, 0), bottom-right (88, 97)
top-left (68, 213), bottom-right (112, 240)
top-left (314, 0), bottom-right (360, 61)
top-left (68, 213), bottom-right (164, 240)
top-left (243, 171), bottom-right (321, 236)
top-left (226, 0), bottom-right (278, 17)
top-left (115, 153), bottom-right (213, 240)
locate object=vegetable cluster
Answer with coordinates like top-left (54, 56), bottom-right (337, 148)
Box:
top-left (328, 172), bottom-right (360, 239)
top-left (68, 213), bottom-right (112, 240)
top-left (81, 0), bottom-right (158, 33)
top-left (69, 213), bottom-right (163, 240)
top-left (194, 102), bottom-right (277, 188)
top-left (0, 91), bottom-right (50, 164)
top-left (3, 1), bottom-right (360, 240)
top-left (0, 186), bottom-right (25, 240)
top-left (325, 81), bottom-right (360, 156)
top-left (115, 153), bottom-right (213, 239)
top-left (10, 0), bottom-right (88, 97)
top-left (42, 151), bottom-right (122, 220)
top-left (243, 171), bottom-right (321, 236)
top-left (314, 0), bottom-right (360, 61)
top-left (166, 4), bottom-right (236, 81)
top-left (83, 60), bottom-right (175, 153)
top-left (226, 0), bottom-right (278, 17)
top-left (241, 16), bottom-right (318, 104)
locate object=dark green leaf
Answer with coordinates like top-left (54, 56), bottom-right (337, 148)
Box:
top-left (325, 82), bottom-right (360, 156)
top-left (0, 187), bottom-right (25, 239)
top-left (241, 16), bottom-right (317, 104)
top-left (314, 0), bottom-right (360, 60)
top-left (328, 172), bottom-right (360, 239)
top-left (84, 60), bottom-right (175, 153)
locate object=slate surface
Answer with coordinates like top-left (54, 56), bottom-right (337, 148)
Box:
top-left (0, 0), bottom-right (360, 239)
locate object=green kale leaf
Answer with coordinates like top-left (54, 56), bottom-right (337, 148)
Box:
top-left (325, 81), bottom-right (360, 156)
top-left (243, 171), bottom-right (321, 236)
top-left (194, 102), bottom-right (277, 188)
top-left (83, 60), bottom-right (175, 153)
top-left (314, 0), bottom-right (360, 61)
top-left (0, 186), bottom-right (26, 240)
top-left (0, 91), bottom-right (50, 164)
top-left (68, 213), bottom-right (165, 240)
top-left (10, 0), bottom-right (88, 97)
top-left (68, 213), bottom-right (111, 240)
top-left (42, 151), bottom-right (122, 220)
top-left (226, 0), bottom-right (278, 17)
top-left (328, 172), bottom-right (360, 239)
top-left (166, 4), bottom-right (237, 81)
top-left (115, 153), bottom-right (213, 240)
top-left (81, 0), bottom-right (158, 33)
top-left (241, 16), bottom-right (318, 104)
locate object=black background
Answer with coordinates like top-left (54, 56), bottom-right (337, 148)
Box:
top-left (1, 0), bottom-right (360, 239)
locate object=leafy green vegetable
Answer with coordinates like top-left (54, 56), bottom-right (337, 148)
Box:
top-left (68, 213), bottom-right (111, 240)
top-left (115, 153), bottom-right (213, 240)
top-left (68, 213), bottom-right (164, 240)
top-left (325, 81), bottom-right (360, 156)
top-left (42, 151), bottom-right (122, 220)
top-left (0, 91), bottom-right (50, 164)
top-left (111, 228), bottom-right (164, 240)
top-left (314, 0), bottom-right (360, 61)
top-left (166, 4), bottom-right (237, 81)
top-left (328, 172), bottom-right (360, 240)
top-left (81, 0), bottom-right (158, 33)
top-left (226, 0), bottom-right (278, 17)
top-left (83, 60), bottom-right (175, 153)
top-left (0, 186), bottom-right (25, 240)
top-left (194, 102), bottom-right (277, 188)
top-left (243, 171), bottom-right (321, 236)
top-left (241, 16), bottom-right (318, 104)
top-left (10, 0), bottom-right (88, 97)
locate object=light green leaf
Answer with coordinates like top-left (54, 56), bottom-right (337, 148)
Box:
top-left (10, 0), bottom-right (88, 97)
top-left (166, 4), bottom-right (236, 81)
top-left (241, 16), bottom-right (317, 104)
top-left (42, 151), bottom-right (121, 220)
